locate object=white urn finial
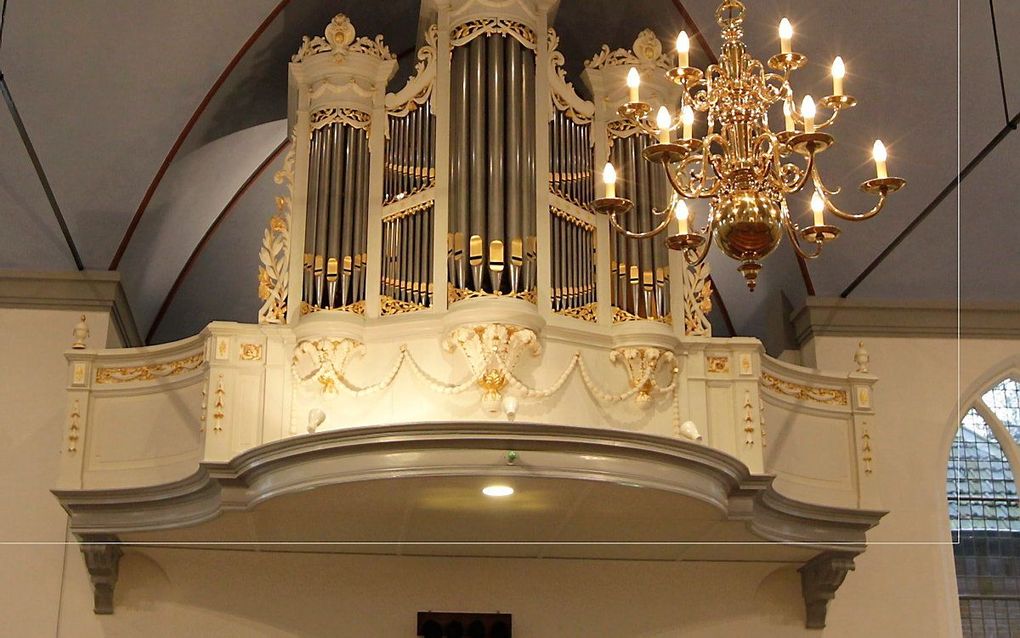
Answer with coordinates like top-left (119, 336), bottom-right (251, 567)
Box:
top-left (71, 314), bottom-right (89, 349)
top-left (679, 420), bottom-right (703, 442)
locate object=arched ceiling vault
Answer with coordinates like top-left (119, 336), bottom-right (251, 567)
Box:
top-left (1, 0), bottom-right (1017, 348)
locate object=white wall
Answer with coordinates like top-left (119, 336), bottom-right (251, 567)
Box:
top-left (808, 334), bottom-right (1020, 638)
top-left (0, 306), bottom-right (114, 637)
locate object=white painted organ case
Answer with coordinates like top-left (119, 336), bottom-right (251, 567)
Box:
top-left (55, 2), bottom-right (884, 627)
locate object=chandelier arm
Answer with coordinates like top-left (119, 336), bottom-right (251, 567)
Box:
top-left (786, 97), bottom-right (841, 131)
top-left (779, 151), bottom-right (816, 194)
top-left (784, 216), bottom-right (824, 260)
top-left (662, 159), bottom-right (700, 199)
top-left (608, 210), bottom-right (674, 239)
top-left (682, 215), bottom-right (717, 266)
top-left (812, 165), bottom-right (886, 221)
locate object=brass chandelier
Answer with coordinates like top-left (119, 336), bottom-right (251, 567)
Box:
top-left (591, 0), bottom-right (905, 290)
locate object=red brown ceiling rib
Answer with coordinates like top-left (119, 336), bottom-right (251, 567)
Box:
top-left (145, 138), bottom-right (291, 344)
top-left (109, 0), bottom-right (293, 270)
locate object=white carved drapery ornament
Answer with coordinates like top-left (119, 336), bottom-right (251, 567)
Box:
top-left (292, 14), bottom-right (394, 64)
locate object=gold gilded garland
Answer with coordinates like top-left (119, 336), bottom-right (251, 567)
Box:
top-left (95, 352), bottom-right (205, 384)
top-left (448, 284), bottom-right (537, 305)
top-left (612, 306), bottom-right (672, 326)
top-left (760, 372), bottom-right (849, 406)
top-left (557, 302), bottom-right (598, 323)
top-left (380, 295), bottom-right (428, 316)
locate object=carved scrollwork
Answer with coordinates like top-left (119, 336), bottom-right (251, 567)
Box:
top-left (292, 14), bottom-right (394, 63)
top-left (443, 324), bottom-right (542, 413)
top-left (760, 372), bottom-right (849, 406)
top-left (584, 29), bottom-right (673, 71)
top-left (799, 552), bottom-right (856, 629)
top-left (258, 144), bottom-right (294, 324)
top-left (94, 352), bottom-right (205, 384)
top-left (292, 338), bottom-right (367, 395)
top-left (310, 108), bottom-right (371, 135)
top-left (684, 263), bottom-right (713, 336)
top-left (450, 18), bottom-right (536, 50)
top-left (609, 346), bottom-right (677, 408)
top-left (548, 28), bottom-right (595, 124)
top-left (386, 25), bottom-right (439, 117)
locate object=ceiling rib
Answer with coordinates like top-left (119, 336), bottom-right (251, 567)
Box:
top-left (1, 75), bottom-right (84, 270)
top-left (108, 0), bottom-right (293, 271)
top-left (841, 110), bottom-right (1020, 298)
top-left (145, 138), bottom-right (291, 344)
top-left (989, 0), bottom-right (1010, 127)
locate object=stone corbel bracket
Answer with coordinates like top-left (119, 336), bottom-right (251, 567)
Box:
top-left (799, 551), bottom-right (856, 629)
top-left (79, 534), bottom-right (123, 614)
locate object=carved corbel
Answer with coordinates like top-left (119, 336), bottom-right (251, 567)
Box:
top-left (799, 551), bottom-right (856, 629)
top-left (80, 535), bottom-right (123, 614)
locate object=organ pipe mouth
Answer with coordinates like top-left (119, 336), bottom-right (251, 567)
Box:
top-left (343, 256), bottom-right (353, 275)
top-left (314, 256), bottom-right (324, 275)
top-left (469, 235), bottom-right (484, 265)
top-left (326, 258), bottom-right (338, 281)
top-left (489, 240), bottom-right (505, 272)
top-left (453, 232), bottom-right (464, 257)
top-left (510, 238), bottom-right (524, 266)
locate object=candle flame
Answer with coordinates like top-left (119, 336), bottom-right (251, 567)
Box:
top-left (602, 162), bottom-right (617, 185)
top-left (656, 106), bottom-right (672, 130)
top-left (676, 31), bottom-right (690, 54)
top-left (673, 199), bottom-right (689, 222)
top-left (626, 67), bottom-right (641, 89)
top-left (779, 18), bottom-right (793, 40)
top-left (810, 191), bottom-right (824, 215)
top-left (801, 95), bottom-right (816, 120)
top-left (832, 56), bottom-right (845, 80)
top-left (872, 139), bottom-right (887, 162)
top-left (681, 105), bottom-right (695, 127)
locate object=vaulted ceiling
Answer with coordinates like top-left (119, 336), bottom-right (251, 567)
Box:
top-left (1, 1), bottom-right (1016, 350)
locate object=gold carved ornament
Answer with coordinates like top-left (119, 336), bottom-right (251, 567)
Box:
top-left (258, 145), bottom-right (294, 324)
top-left (292, 14), bottom-right (394, 63)
top-left (95, 352), bottom-right (205, 384)
top-left (450, 18), bottom-right (536, 51)
top-left (760, 372), bottom-right (848, 406)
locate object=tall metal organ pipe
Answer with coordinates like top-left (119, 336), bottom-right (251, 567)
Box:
top-left (449, 34), bottom-right (537, 297)
top-left (609, 132), bottom-right (671, 320)
top-left (302, 116), bottom-right (371, 311)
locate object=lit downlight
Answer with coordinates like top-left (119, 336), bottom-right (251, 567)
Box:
top-left (482, 485), bottom-right (514, 497)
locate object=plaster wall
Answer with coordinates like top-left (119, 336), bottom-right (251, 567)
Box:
top-left (806, 333), bottom-right (1020, 638)
top-left (0, 306), bottom-right (114, 638)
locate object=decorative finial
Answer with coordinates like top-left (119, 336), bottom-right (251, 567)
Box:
top-left (307, 408), bottom-right (326, 433)
top-left (679, 420), bottom-right (703, 442)
top-left (854, 341), bottom-right (870, 373)
top-left (72, 314), bottom-right (89, 349)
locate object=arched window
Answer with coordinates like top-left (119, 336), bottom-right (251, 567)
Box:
top-left (947, 377), bottom-right (1020, 636)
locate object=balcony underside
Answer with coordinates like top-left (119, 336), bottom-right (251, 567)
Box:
top-left (55, 422), bottom-right (883, 626)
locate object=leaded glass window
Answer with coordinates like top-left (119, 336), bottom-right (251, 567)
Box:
top-left (948, 377), bottom-right (1020, 638)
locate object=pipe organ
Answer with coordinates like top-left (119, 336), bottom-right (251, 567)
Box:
top-left (448, 26), bottom-right (537, 300)
top-left (258, 2), bottom-right (712, 336)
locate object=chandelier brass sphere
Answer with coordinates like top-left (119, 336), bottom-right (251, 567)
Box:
top-left (591, 0), bottom-right (906, 291)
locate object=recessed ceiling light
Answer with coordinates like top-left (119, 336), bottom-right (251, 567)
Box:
top-left (482, 485), bottom-right (514, 497)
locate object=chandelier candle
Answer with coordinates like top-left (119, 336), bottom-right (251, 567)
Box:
top-left (676, 31), bottom-right (690, 68)
top-left (801, 95), bottom-right (816, 133)
top-left (682, 105), bottom-right (694, 139)
top-left (832, 57), bottom-right (845, 96)
top-left (779, 18), bottom-right (793, 54)
top-left (873, 140), bottom-right (888, 178)
top-left (591, 0), bottom-right (906, 290)
top-left (603, 162), bottom-right (617, 198)
top-left (656, 107), bottom-right (672, 143)
top-left (627, 68), bottom-right (640, 103)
